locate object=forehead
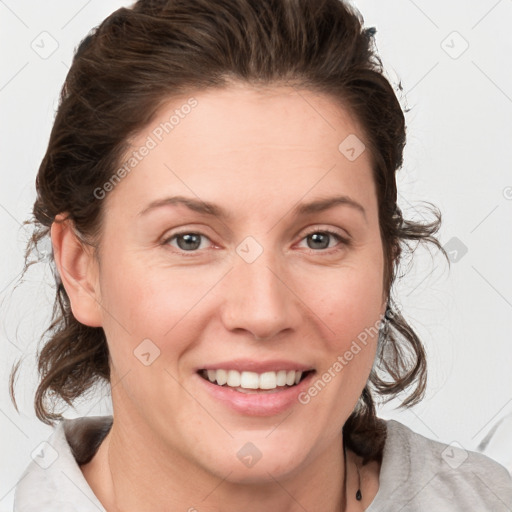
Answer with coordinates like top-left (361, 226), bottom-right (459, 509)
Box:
top-left (154, 83), bottom-right (369, 155)
top-left (106, 83), bottom-right (376, 220)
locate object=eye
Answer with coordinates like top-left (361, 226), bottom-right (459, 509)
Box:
top-left (162, 228), bottom-right (349, 256)
top-left (163, 231), bottom-right (212, 253)
top-left (297, 228), bottom-right (349, 252)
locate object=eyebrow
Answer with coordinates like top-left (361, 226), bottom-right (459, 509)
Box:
top-left (138, 194), bottom-right (366, 221)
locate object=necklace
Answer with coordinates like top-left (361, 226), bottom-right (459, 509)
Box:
top-left (343, 443), bottom-right (362, 506)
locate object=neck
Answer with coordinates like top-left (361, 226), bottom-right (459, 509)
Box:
top-left (83, 411), bottom-right (351, 512)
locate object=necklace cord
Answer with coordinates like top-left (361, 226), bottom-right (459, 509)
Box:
top-left (343, 443), bottom-right (363, 505)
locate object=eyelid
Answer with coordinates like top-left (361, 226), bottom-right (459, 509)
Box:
top-left (295, 226), bottom-right (351, 253)
top-left (161, 229), bottom-right (215, 255)
top-left (162, 224), bottom-right (351, 255)
top-left (299, 225), bottom-right (351, 241)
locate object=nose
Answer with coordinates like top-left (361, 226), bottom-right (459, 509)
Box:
top-left (219, 247), bottom-right (301, 340)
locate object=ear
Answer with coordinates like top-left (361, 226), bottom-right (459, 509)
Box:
top-left (50, 215), bottom-right (103, 327)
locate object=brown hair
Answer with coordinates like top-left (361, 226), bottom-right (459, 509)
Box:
top-left (10, 0), bottom-right (445, 464)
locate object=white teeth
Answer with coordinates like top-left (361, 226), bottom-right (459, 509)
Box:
top-left (259, 371), bottom-right (276, 389)
top-left (215, 369), bottom-right (228, 385)
top-left (240, 371), bottom-right (259, 389)
top-left (276, 370), bottom-right (287, 386)
top-left (227, 370), bottom-right (240, 387)
top-left (203, 369), bottom-right (307, 390)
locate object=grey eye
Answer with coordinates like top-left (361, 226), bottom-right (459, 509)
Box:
top-left (174, 233), bottom-right (204, 251)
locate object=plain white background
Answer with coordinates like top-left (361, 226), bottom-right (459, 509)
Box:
top-left (1, 1), bottom-right (511, 510)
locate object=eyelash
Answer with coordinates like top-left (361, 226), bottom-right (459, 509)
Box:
top-left (161, 227), bottom-right (350, 257)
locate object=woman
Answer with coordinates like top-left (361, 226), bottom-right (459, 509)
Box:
top-left (10, 0), bottom-right (512, 510)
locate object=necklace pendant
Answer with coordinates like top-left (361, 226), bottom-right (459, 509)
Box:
top-left (356, 489), bottom-right (362, 501)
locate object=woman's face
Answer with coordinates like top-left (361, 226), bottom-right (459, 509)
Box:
top-left (92, 83), bottom-right (386, 482)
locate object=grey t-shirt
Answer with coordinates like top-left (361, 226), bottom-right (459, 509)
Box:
top-left (13, 415), bottom-right (512, 511)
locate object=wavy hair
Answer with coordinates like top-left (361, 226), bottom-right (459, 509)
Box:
top-left (10, 0), bottom-right (446, 464)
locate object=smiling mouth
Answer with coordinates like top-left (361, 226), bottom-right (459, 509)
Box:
top-left (197, 368), bottom-right (315, 393)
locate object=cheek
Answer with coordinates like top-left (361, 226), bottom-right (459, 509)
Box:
top-left (99, 247), bottom-right (198, 324)
top-left (97, 254), bottom-right (218, 367)
top-left (294, 266), bottom-right (383, 425)
top-left (302, 260), bottom-right (384, 378)
top-left (304, 262), bottom-right (384, 331)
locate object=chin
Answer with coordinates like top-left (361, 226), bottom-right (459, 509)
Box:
top-left (199, 438), bottom-right (310, 484)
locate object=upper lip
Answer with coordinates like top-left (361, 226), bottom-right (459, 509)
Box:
top-left (197, 359), bottom-right (315, 373)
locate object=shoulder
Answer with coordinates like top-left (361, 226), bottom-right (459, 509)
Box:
top-left (366, 419), bottom-right (512, 512)
top-left (13, 415), bottom-right (112, 512)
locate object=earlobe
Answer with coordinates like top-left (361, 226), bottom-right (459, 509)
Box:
top-left (50, 215), bottom-right (103, 327)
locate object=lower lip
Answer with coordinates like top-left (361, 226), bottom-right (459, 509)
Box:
top-left (196, 371), bottom-right (316, 416)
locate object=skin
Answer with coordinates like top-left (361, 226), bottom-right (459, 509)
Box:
top-left (52, 82), bottom-right (386, 512)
